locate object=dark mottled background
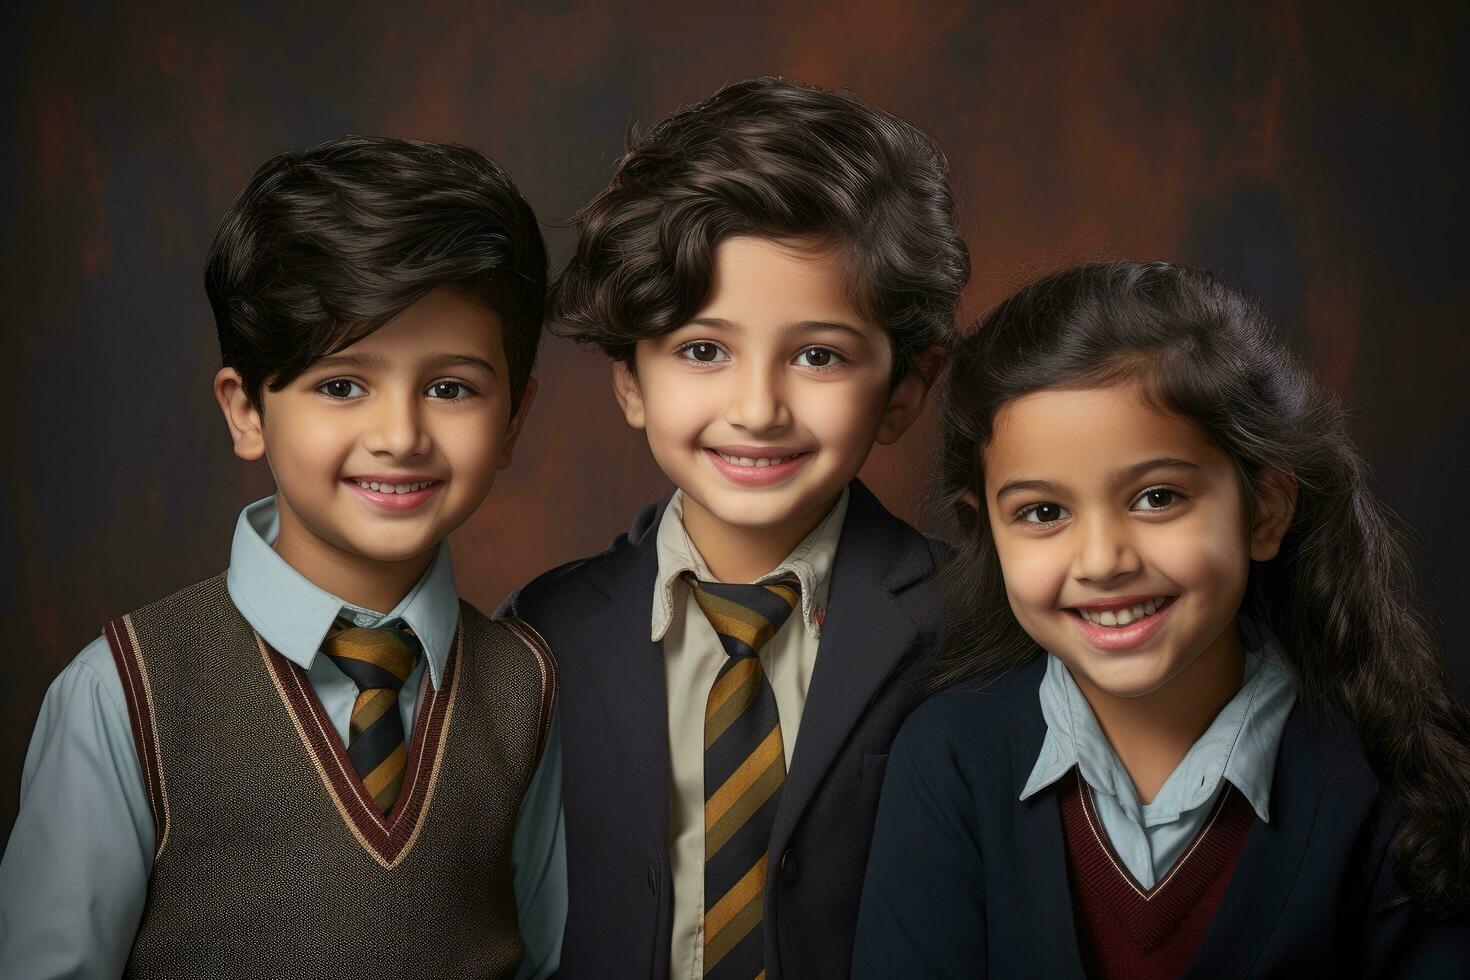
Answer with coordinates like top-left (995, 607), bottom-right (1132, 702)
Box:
top-left (3, 2), bottom-right (1466, 843)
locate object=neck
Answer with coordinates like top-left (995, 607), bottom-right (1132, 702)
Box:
top-left (680, 490), bottom-right (840, 583)
top-left (1071, 623), bottom-right (1246, 805)
top-left (272, 496), bottom-right (435, 614)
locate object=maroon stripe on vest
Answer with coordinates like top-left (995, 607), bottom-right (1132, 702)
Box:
top-left (500, 616), bottom-right (558, 756)
top-left (262, 624), bottom-right (461, 866)
top-left (104, 617), bottom-right (168, 858)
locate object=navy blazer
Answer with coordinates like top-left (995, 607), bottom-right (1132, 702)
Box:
top-left (500, 480), bottom-right (943, 980)
top-left (854, 656), bottom-right (1470, 978)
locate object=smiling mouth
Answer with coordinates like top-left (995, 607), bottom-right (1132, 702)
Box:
top-left (1070, 596), bottom-right (1175, 628)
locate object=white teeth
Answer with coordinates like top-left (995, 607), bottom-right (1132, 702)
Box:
top-left (354, 480), bottom-right (433, 493)
top-left (1078, 598), bottom-right (1168, 627)
top-left (716, 451), bottom-right (795, 467)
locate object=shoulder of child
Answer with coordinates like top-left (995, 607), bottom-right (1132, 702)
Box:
top-left (893, 656), bottom-right (1046, 760)
top-left (496, 496), bottom-right (670, 620)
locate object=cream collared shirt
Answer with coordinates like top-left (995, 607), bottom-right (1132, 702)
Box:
top-left (653, 487), bottom-right (849, 980)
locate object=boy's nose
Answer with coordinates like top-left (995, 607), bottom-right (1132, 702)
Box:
top-left (363, 392), bottom-right (431, 459)
top-left (1072, 515), bottom-right (1142, 587)
top-left (724, 366), bottom-right (791, 433)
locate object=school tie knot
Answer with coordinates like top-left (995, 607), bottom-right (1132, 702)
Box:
top-left (683, 575), bottom-right (801, 660)
top-left (322, 618), bottom-right (423, 814)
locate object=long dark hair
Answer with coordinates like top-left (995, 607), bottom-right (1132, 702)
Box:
top-left (932, 260), bottom-right (1470, 915)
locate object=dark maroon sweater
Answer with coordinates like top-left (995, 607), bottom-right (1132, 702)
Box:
top-left (1060, 770), bottom-right (1254, 979)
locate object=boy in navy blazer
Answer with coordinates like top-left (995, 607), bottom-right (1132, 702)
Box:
top-left (500, 77), bottom-right (969, 979)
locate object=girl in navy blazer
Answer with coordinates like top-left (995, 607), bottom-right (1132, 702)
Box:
top-left (855, 261), bottom-right (1470, 977)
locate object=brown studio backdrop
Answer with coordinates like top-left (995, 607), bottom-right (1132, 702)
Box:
top-left (3, 1), bottom-right (1467, 844)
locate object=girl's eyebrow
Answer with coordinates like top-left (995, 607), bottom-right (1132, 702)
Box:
top-left (994, 459), bottom-right (1199, 503)
top-left (995, 478), bottom-right (1067, 502)
top-left (1112, 457), bottom-right (1200, 487)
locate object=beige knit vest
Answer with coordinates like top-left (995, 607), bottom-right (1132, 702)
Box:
top-left (103, 573), bottom-right (556, 979)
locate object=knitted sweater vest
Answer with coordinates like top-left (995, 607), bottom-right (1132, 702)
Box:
top-left (1059, 770), bottom-right (1253, 980)
top-left (103, 573), bottom-right (557, 980)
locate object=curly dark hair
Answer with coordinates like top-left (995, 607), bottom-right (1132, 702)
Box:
top-left (930, 260), bottom-right (1470, 915)
top-left (549, 76), bottom-right (970, 381)
top-left (205, 135), bottom-right (546, 413)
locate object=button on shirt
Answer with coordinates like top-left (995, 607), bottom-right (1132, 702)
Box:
top-left (1020, 623), bottom-right (1297, 889)
top-left (656, 487), bottom-right (848, 980)
top-left (0, 496), bottom-right (566, 980)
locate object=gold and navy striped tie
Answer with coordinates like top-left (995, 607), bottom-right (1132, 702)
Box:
top-left (687, 575), bottom-right (800, 980)
top-left (322, 618), bottom-right (422, 814)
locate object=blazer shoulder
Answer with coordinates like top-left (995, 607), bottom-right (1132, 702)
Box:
top-left (497, 496), bottom-right (667, 623)
top-left (898, 656), bottom-right (1046, 751)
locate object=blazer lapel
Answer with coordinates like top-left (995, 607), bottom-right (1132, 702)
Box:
top-left (1010, 668), bottom-right (1088, 978)
top-left (576, 499), bottom-right (674, 843)
top-left (1184, 705), bottom-right (1327, 977)
top-left (770, 480), bottom-right (935, 854)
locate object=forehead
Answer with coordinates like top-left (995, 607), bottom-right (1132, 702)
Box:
top-left (696, 236), bottom-right (872, 335)
top-left (985, 383), bottom-right (1226, 487)
top-left (338, 285), bottom-right (505, 361)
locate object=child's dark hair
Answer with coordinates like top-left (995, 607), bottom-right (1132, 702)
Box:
top-left (205, 135), bottom-right (547, 413)
top-left (549, 76), bottom-right (970, 381)
top-left (932, 260), bottom-right (1470, 915)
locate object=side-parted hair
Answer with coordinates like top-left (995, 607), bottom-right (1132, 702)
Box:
top-left (931, 260), bottom-right (1470, 915)
top-left (549, 76), bottom-right (970, 380)
top-left (205, 136), bottom-right (547, 413)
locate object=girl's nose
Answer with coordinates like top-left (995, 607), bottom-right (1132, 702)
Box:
top-left (1072, 515), bottom-right (1142, 587)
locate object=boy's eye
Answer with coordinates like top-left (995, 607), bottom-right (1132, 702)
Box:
top-left (318, 378), bottom-right (364, 399)
top-left (794, 347), bottom-right (843, 369)
top-left (1132, 488), bottom-right (1181, 511)
top-left (427, 381), bottom-right (473, 400)
top-left (1018, 502), bottom-right (1070, 524)
top-left (677, 341), bottom-right (729, 364)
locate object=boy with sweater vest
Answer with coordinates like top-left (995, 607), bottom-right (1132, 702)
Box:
top-left (500, 77), bottom-right (969, 979)
top-left (0, 137), bottom-right (565, 979)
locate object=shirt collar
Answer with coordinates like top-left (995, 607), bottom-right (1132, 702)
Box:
top-left (224, 496), bottom-right (460, 688)
top-left (1019, 620), bottom-right (1297, 825)
top-left (650, 486), bottom-right (849, 642)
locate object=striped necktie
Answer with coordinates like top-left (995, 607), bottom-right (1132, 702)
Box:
top-left (686, 575), bottom-right (800, 979)
top-left (322, 618), bottom-right (423, 814)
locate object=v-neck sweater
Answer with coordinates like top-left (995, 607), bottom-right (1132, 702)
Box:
top-left (1060, 770), bottom-right (1253, 978)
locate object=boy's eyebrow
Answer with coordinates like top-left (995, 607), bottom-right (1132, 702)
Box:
top-left (312, 352), bottom-right (391, 371)
top-left (423, 353), bottom-right (498, 375)
top-left (779, 319), bottom-right (869, 342)
top-left (684, 317), bottom-right (869, 341)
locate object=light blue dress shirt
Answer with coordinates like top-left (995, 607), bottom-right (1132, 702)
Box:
top-left (0, 496), bottom-right (565, 979)
top-left (1020, 620), bottom-right (1297, 888)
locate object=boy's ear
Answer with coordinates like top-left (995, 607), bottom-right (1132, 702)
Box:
top-left (497, 376), bottom-right (538, 469)
top-left (1249, 469), bottom-right (1298, 561)
top-left (214, 368), bottom-right (265, 461)
top-left (875, 345), bottom-right (945, 446)
top-left (612, 359), bottom-right (646, 430)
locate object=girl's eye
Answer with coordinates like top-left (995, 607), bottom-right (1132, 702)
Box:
top-left (1018, 502), bottom-right (1070, 524)
top-left (427, 381), bottom-right (474, 400)
top-left (318, 378), bottom-right (364, 399)
top-left (1132, 487), bottom-right (1181, 511)
top-left (794, 347), bottom-right (843, 369)
top-left (677, 341), bottom-right (729, 364)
